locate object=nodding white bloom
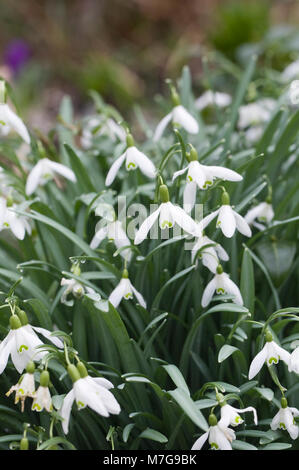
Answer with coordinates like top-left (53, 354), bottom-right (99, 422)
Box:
top-left (245, 201), bottom-right (274, 231)
top-left (195, 90), bottom-right (232, 111)
top-left (153, 85), bottom-right (198, 141)
top-left (60, 277), bottom-right (95, 306)
top-left (0, 198), bottom-right (31, 240)
top-left (105, 133), bottom-right (156, 186)
top-left (81, 116), bottom-right (126, 149)
top-left (90, 219), bottom-right (132, 262)
top-left (6, 361), bottom-right (36, 412)
top-left (288, 346), bottom-right (299, 374)
top-left (0, 312), bottom-right (64, 375)
top-left (281, 60), bottom-right (299, 83)
top-left (134, 184), bottom-right (200, 245)
top-left (203, 191), bottom-right (251, 239)
top-left (219, 400), bottom-right (258, 428)
top-left (25, 158), bottom-right (76, 196)
top-left (201, 265), bottom-right (243, 307)
top-left (0, 81), bottom-right (30, 144)
top-left (248, 332), bottom-right (291, 380)
top-left (191, 414), bottom-right (235, 451)
top-left (32, 370), bottom-right (52, 412)
top-left (109, 269), bottom-right (146, 309)
top-left (60, 363), bottom-right (121, 434)
top-left (191, 232), bottom-right (229, 273)
top-left (271, 398), bottom-right (299, 440)
top-left (238, 99), bottom-right (276, 130)
top-left (172, 147), bottom-right (242, 212)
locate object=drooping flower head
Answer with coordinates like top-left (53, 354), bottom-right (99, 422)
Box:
top-left (271, 397), bottom-right (299, 440)
top-left (191, 413), bottom-right (235, 451)
top-left (6, 360), bottom-right (36, 412)
top-left (201, 264), bottom-right (243, 307)
top-left (25, 157), bottom-right (76, 196)
top-left (32, 370), bottom-right (53, 413)
top-left (0, 80), bottom-right (30, 144)
top-left (109, 269), bottom-right (146, 309)
top-left (216, 393), bottom-right (258, 428)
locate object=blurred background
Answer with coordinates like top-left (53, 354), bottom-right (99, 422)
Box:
top-left (1, 0), bottom-right (299, 130)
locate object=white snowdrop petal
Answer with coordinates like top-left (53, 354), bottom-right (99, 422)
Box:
top-left (234, 211), bottom-right (252, 237)
top-left (105, 152), bottom-right (126, 186)
top-left (132, 148), bottom-right (156, 179)
top-left (25, 161), bottom-right (44, 196)
top-left (217, 205), bottom-right (236, 238)
top-left (201, 278), bottom-right (217, 307)
top-left (60, 390), bottom-right (75, 434)
top-left (248, 345), bottom-right (268, 380)
top-left (109, 279), bottom-right (127, 308)
top-left (153, 112), bottom-right (172, 141)
top-left (48, 161), bottom-right (76, 182)
top-left (172, 106), bottom-right (199, 134)
top-left (131, 285), bottom-right (147, 309)
top-left (2, 104), bottom-right (30, 144)
top-left (191, 431), bottom-right (209, 450)
top-left (90, 226), bottom-right (108, 250)
top-left (134, 207), bottom-right (161, 245)
top-left (223, 277), bottom-right (243, 305)
top-left (183, 181), bottom-right (197, 213)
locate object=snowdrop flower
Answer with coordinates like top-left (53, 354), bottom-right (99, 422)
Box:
top-left (6, 361), bottom-right (36, 412)
top-left (191, 232), bottom-right (229, 273)
top-left (0, 198), bottom-right (31, 240)
top-left (288, 346), bottom-right (299, 374)
top-left (60, 362), bottom-right (121, 434)
top-left (172, 147), bottom-right (242, 212)
top-left (191, 413), bottom-right (235, 451)
top-left (25, 158), bottom-right (76, 196)
top-left (201, 265), bottom-right (243, 307)
top-left (134, 184), bottom-right (200, 245)
top-left (32, 370), bottom-right (52, 412)
top-left (90, 215), bottom-right (132, 262)
top-left (271, 398), bottom-right (299, 440)
top-left (217, 394), bottom-right (258, 428)
top-left (245, 201), bottom-right (274, 231)
top-left (109, 269), bottom-right (146, 309)
top-left (195, 90), bottom-right (232, 111)
top-left (153, 85), bottom-right (199, 141)
top-left (60, 277), bottom-right (95, 306)
top-left (105, 133), bottom-right (156, 186)
top-left (81, 116), bottom-right (126, 149)
top-left (203, 191), bottom-right (252, 238)
top-left (238, 99), bottom-right (276, 130)
top-left (0, 311), bottom-right (63, 375)
top-left (0, 80), bottom-right (30, 144)
top-left (281, 60), bottom-right (299, 83)
top-left (248, 331), bottom-right (291, 380)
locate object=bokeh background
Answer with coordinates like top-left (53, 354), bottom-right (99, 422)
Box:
top-left (1, 0), bottom-right (299, 130)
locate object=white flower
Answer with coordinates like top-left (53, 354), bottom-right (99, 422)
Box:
top-left (60, 278), bottom-right (95, 306)
top-left (0, 313), bottom-right (64, 375)
top-left (0, 103), bottom-right (30, 144)
top-left (281, 60), bottom-right (299, 83)
top-left (32, 370), bottom-right (52, 413)
top-left (203, 195), bottom-right (252, 239)
top-left (25, 158), bottom-right (76, 196)
top-left (220, 403), bottom-right (258, 428)
top-left (195, 90), bottom-right (232, 111)
top-left (288, 346), bottom-right (299, 374)
top-left (81, 116), bottom-right (126, 149)
top-left (172, 155), bottom-right (242, 213)
top-left (90, 219), bottom-right (132, 262)
top-left (60, 363), bottom-right (121, 434)
top-left (105, 134), bottom-right (156, 186)
top-left (0, 198), bottom-right (31, 240)
top-left (245, 202), bottom-right (274, 231)
top-left (191, 415), bottom-right (235, 451)
top-left (109, 271), bottom-right (146, 309)
top-left (153, 105), bottom-right (199, 141)
top-left (271, 402), bottom-right (299, 440)
top-left (238, 99), bottom-right (276, 129)
top-left (248, 337), bottom-right (291, 380)
top-left (191, 233), bottom-right (229, 273)
top-left (201, 267), bottom-right (243, 307)
top-left (6, 362), bottom-right (36, 412)
top-left (134, 185), bottom-right (200, 244)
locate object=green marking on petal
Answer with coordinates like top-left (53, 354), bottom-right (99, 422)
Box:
top-left (210, 442), bottom-right (219, 450)
top-left (268, 356), bottom-right (278, 365)
top-left (127, 162), bottom-right (136, 170)
top-left (216, 288), bottom-right (225, 294)
top-left (235, 416), bottom-right (242, 424)
top-left (0, 120), bottom-right (6, 126)
top-left (4, 222), bottom-right (9, 227)
top-left (77, 401), bottom-right (85, 409)
top-left (279, 422), bottom-right (286, 430)
top-left (18, 388), bottom-right (25, 395)
top-left (18, 344), bottom-right (29, 353)
top-left (124, 292), bottom-right (133, 300)
top-left (161, 220), bottom-right (173, 229)
top-left (187, 175), bottom-right (193, 182)
top-left (32, 403), bottom-right (41, 411)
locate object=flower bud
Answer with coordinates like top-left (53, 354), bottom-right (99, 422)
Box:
top-left (9, 314), bottom-right (22, 330)
top-left (159, 184), bottom-right (170, 203)
top-left (20, 437), bottom-right (29, 450)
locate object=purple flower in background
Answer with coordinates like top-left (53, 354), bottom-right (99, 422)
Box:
top-left (4, 39), bottom-right (31, 75)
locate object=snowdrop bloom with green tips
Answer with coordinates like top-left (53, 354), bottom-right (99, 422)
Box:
top-left (0, 80), bottom-right (30, 144)
top-left (288, 346), bottom-right (299, 374)
top-left (60, 278), bottom-right (95, 306)
top-left (0, 313), bottom-right (63, 375)
top-left (60, 363), bottom-right (121, 434)
top-left (220, 403), bottom-right (258, 428)
top-left (203, 191), bottom-right (251, 239)
top-left (109, 270), bottom-right (146, 309)
top-left (245, 201), bottom-right (274, 231)
top-left (191, 414), bottom-right (235, 451)
top-left (90, 219), bottom-right (132, 262)
top-left (25, 158), bottom-right (76, 196)
top-left (201, 265), bottom-right (243, 307)
top-left (105, 133), bottom-right (156, 186)
top-left (271, 398), bottom-right (299, 439)
top-left (6, 361), bottom-right (36, 412)
top-left (195, 90), bottom-right (232, 111)
top-left (0, 198), bottom-right (31, 240)
top-left (134, 184), bottom-right (200, 244)
top-left (248, 333), bottom-right (291, 380)
top-left (172, 147), bottom-right (242, 212)
top-left (32, 371), bottom-right (52, 412)
top-left (191, 233), bottom-right (229, 273)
